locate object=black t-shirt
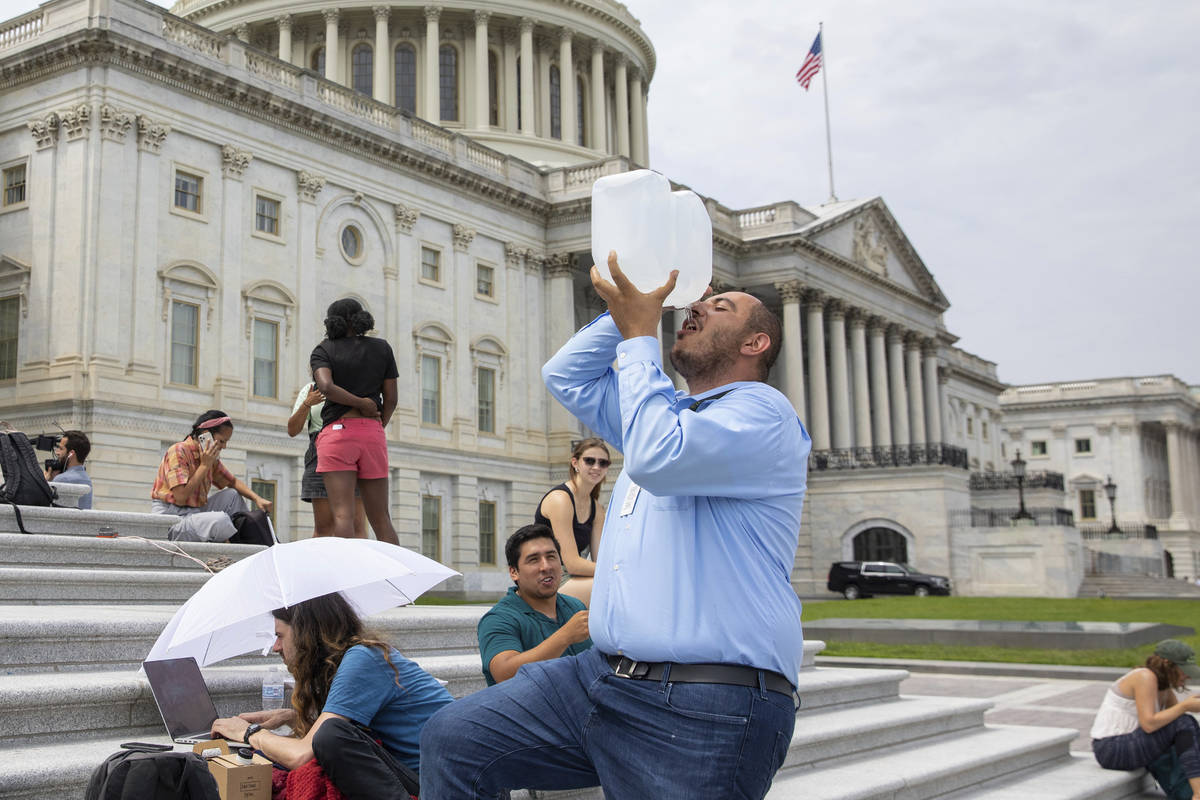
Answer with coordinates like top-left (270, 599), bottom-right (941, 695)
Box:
top-left (310, 336), bottom-right (399, 427)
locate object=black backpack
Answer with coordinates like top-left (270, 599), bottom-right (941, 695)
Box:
top-left (0, 430), bottom-right (56, 533)
top-left (84, 749), bottom-right (220, 800)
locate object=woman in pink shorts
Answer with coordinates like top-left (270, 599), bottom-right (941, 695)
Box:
top-left (310, 299), bottom-right (400, 545)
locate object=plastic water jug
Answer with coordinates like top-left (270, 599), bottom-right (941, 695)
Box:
top-left (591, 170), bottom-right (712, 308)
top-left (262, 664), bottom-right (286, 710)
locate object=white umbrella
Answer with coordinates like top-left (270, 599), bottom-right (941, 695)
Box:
top-left (145, 537), bottom-right (459, 666)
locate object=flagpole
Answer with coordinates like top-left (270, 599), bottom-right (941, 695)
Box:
top-left (819, 21), bottom-right (837, 203)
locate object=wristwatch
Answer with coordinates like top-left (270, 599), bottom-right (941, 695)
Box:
top-left (243, 723), bottom-right (263, 744)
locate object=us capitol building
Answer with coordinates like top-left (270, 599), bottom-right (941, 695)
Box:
top-left (2, 0), bottom-right (1197, 594)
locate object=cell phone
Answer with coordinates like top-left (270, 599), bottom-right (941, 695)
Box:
top-left (198, 431), bottom-right (214, 448)
top-left (120, 742), bottom-right (173, 752)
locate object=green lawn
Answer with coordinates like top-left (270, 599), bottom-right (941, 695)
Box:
top-left (802, 596), bottom-right (1200, 667)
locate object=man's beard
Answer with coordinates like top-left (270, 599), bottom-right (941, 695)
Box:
top-left (670, 326), bottom-right (740, 385)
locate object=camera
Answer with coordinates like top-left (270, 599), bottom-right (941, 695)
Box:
top-left (32, 433), bottom-right (59, 452)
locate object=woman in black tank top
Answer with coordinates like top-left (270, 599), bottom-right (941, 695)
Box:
top-left (533, 438), bottom-right (611, 607)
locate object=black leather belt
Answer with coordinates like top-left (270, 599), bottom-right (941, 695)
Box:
top-left (605, 653), bottom-right (794, 696)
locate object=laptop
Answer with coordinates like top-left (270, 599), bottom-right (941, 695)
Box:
top-left (143, 657), bottom-right (221, 744)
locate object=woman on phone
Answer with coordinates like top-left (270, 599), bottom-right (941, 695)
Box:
top-left (310, 299), bottom-right (400, 545)
top-left (533, 438), bottom-right (610, 607)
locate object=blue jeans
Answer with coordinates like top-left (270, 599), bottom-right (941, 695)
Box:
top-left (419, 647), bottom-right (796, 800)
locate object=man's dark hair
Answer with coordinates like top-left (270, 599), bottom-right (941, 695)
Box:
top-left (504, 524), bottom-right (561, 571)
top-left (744, 298), bottom-right (783, 382)
top-left (62, 430), bottom-right (90, 463)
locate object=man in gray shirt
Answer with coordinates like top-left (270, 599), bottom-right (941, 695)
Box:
top-left (44, 430), bottom-right (93, 509)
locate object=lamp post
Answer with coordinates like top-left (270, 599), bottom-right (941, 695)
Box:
top-left (1104, 475), bottom-right (1119, 534)
top-left (1011, 449), bottom-right (1033, 521)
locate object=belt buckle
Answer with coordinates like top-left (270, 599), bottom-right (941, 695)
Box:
top-left (612, 657), bottom-right (642, 679)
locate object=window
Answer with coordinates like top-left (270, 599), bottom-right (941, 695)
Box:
top-left (0, 296), bottom-right (18, 380)
top-left (966, 417), bottom-right (973, 435)
top-left (549, 66), bottom-right (561, 139)
top-left (476, 264), bottom-right (494, 297)
top-left (2, 164), bottom-right (26, 208)
top-left (395, 44), bottom-right (417, 113)
top-left (982, 422), bottom-right (989, 441)
top-left (1075, 438), bottom-right (1092, 454)
top-left (340, 225), bottom-right (363, 263)
top-left (1031, 440), bottom-right (1047, 457)
top-left (174, 171), bottom-right (203, 213)
top-left (252, 319), bottom-right (278, 398)
top-left (352, 44), bottom-right (373, 95)
top-left (170, 300), bottom-right (199, 385)
top-left (421, 354), bottom-right (440, 425)
top-left (1079, 488), bottom-right (1096, 520)
top-left (515, 58), bottom-right (522, 127)
top-left (477, 366), bottom-right (495, 433)
top-left (421, 494), bottom-right (440, 560)
top-left (576, 76), bottom-right (586, 146)
top-left (478, 500), bottom-right (496, 564)
top-left (852, 528), bottom-right (908, 563)
top-left (251, 479), bottom-right (277, 525)
top-left (311, 47), bottom-right (325, 76)
top-left (420, 246), bottom-right (441, 282)
top-left (439, 45), bottom-right (458, 121)
top-left (255, 195), bottom-right (280, 236)
top-left (488, 50), bottom-right (500, 126)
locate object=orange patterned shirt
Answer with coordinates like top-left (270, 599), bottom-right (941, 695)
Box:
top-left (151, 438), bottom-right (236, 507)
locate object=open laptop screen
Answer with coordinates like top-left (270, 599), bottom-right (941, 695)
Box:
top-left (143, 657), bottom-right (219, 740)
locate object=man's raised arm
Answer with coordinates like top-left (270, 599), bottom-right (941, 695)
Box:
top-left (541, 312), bottom-right (626, 449)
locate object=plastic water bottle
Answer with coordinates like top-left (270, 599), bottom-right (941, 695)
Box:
top-left (261, 665), bottom-right (286, 711)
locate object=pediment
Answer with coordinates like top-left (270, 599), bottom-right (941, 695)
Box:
top-left (242, 279), bottom-right (296, 307)
top-left (0, 255), bottom-right (31, 283)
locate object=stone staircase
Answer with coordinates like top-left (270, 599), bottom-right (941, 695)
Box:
top-left (1078, 573), bottom-right (1200, 598)
top-left (0, 511), bottom-right (1158, 800)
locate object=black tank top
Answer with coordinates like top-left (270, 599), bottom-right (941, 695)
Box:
top-left (533, 483), bottom-right (595, 557)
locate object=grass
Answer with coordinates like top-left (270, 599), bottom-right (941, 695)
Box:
top-left (802, 596), bottom-right (1200, 668)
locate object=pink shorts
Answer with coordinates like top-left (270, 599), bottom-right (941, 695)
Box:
top-left (315, 418), bottom-right (389, 479)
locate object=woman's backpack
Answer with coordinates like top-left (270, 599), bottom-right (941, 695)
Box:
top-left (84, 749), bottom-right (220, 800)
top-left (0, 429), bottom-right (57, 532)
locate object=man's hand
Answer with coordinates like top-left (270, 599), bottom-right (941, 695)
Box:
top-left (356, 396), bottom-right (382, 420)
top-left (239, 708), bottom-right (295, 730)
top-left (211, 715), bottom-right (251, 743)
top-left (253, 495), bottom-right (273, 514)
top-left (590, 251), bottom-right (678, 340)
top-left (560, 610), bottom-right (590, 645)
top-left (198, 439), bottom-right (221, 470)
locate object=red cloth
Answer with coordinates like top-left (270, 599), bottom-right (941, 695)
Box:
top-left (271, 761), bottom-right (344, 800)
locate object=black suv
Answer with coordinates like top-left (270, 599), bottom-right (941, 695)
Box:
top-left (827, 561), bottom-right (951, 599)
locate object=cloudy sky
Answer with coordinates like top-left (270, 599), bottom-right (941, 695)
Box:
top-left (5, 0), bottom-right (1196, 385)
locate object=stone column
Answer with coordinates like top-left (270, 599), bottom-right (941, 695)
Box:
top-left (614, 55), bottom-right (630, 157)
top-left (868, 318), bottom-right (891, 448)
top-left (519, 19), bottom-right (535, 134)
top-left (373, 7), bottom-right (391, 104)
top-left (128, 116), bottom-right (169, 379)
top-left (888, 326), bottom-right (910, 447)
top-left (590, 42), bottom-right (606, 151)
top-left (276, 15), bottom-right (293, 63)
top-left (422, 6), bottom-right (441, 121)
top-left (546, 254), bottom-right (576, 448)
top-left (630, 70), bottom-right (645, 164)
top-left (804, 291), bottom-right (830, 451)
top-left (559, 28), bottom-right (576, 145)
top-left (849, 310), bottom-right (871, 449)
top-left (776, 281), bottom-right (806, 422)
top-left (1166, 422), bottom-right (1191, 525)
top-left (637, 77), bottom-right (649, 164)
top-left (827, 300), bottom-right (851, 449)
top-left (502, 28), bottom-right (518, 132)
top-left (473, 11), bottom-right (491, 129)
top-left (322, 9), bottom-right (341, 84)
top-left (538, 37), bottom-right (552, 137)
top-left (922, 342), bottom-right (942, 444)
top-left (905, 335), bottom-right (926, 446)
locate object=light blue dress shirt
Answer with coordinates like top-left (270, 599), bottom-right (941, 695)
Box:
top-left (542, 312), bottom-right (811, 680)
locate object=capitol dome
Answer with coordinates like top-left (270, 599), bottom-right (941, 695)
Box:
top-left (169, 0), bottom-right (656, 167)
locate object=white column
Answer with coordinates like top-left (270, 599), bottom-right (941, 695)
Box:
top-left (828, 301), bottom-right (851, 450)
top-left (502, 29), bottom-right (518, 132)
top-left (629, 70), bottom-right (645, 164)
top-left (276, 15), bottom-right (293, 63)
top-left (322, 8), bottom-right (341, 84)
top-left (776, 282), bottom-right (806, 422)
top-left (559, 28), bottom-right (576, 144)
top-left (614, 55), bottom-right (629, 157)
top-left (905, 335), bottom-right (926, 446)
top-left (473, 11), bottom-right (491, 129)
top-left (1166, 422), bottom-right (1190, 525)
top-left (638, 77), bottom-right (649, 164)
top-left (422, 6), bottom-right (441, 121)
top-left (538, 38), bottom-right (552, 137)
top-left (805, 291), bottom-right (830, 451)
top-left (590, 41), bottom-right (606, 152)
top-left (849, 312), bottom-right (871, 449)
top-left (868, 318), bottom-right (891, 448)
top-left (519, 19), bottom-right (535, 135)
top-left (923, 343), bottom-right (942, 444)
top-left (888, 326), bottom-right (910, 447)
top-left (373, 7), bottom-right (391, 104)
top-left (546, 254), bottom-right (576, 446)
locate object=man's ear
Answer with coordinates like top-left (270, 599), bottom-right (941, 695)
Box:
top-left (509, 566), bottom-right (520, 583)
top-left (741, 332), bottom-right (770, 358)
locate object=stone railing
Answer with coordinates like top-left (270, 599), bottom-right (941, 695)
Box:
top-left (466, 142), bottom-right (504, 174)
top-left (161, 16), bottom-right (225, 61)
top-left (316, 83), bottom-right (392, 128)
top-left (736, 207), bottom-right (777, 228)
top-left (411, 117), bottom-right (454, 154)
top-left (950, 507), bottom-right (1075, 528)
top-left (969, 470), bottom-right (1065, 491)
top-left (245, 50), bottom-right (300, 90)
top-left (809, 443), bottom-right (969, 472)
top-left (564, 163), bottom-right (604, 187)
top-left (0, 8), bottom-right (43, 51)
top-left (1001, 375), bottom-right (1191, 404)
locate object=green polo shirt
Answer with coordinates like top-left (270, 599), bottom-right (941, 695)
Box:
top-left (477, 586), bottom-right (593, 686)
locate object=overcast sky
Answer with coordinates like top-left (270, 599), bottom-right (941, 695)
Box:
top-left (5, 0), bottom-right (1197, 386)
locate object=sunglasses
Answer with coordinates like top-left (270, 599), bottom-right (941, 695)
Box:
top-left (580, 457), bottom-right (611, 468)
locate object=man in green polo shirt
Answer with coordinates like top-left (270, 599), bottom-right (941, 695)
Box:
top-left (478, 524), bottom-right (593, 686)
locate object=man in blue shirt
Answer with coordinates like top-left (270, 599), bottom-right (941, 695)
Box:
top-left (44, 430), bottom-right (93, 509)
top-left (477, 524), bottom-right (592, 686)
top-left (421, 254), bottom-right (810, 799)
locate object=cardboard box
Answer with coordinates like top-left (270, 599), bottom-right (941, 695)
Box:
top-left (192, 740), bottom-right (272, 800)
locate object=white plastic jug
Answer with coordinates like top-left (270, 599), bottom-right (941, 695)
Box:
top-left (591, 170), bottom-right (712, 308)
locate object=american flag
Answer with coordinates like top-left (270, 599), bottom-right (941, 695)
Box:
top-left (796, 32), bottom-right (822, 90)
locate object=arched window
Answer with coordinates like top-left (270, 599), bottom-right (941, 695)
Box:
top-left (439, 45), bottom-right (458, 121)
top-left (311, 47), bottom-right (325, 77)
top-left (576, 76), bottom-right (586, 146)
top-left (488, 50), bottom-right (500, 126)
top-left (351, 44), bottom-right (373, 96)
top-left (852, 528), bottom-right (908, 564)
top-left (549, 65), bottom-right (561, 139)
top-left (394, 44), bottom-right (417, 113)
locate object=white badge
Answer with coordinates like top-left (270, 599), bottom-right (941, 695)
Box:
top-left (620, 483), bottom-right (641, 516)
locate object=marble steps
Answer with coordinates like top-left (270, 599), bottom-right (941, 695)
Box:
top-left (0, 507), bottom-right (178, 540)
top-left (935, 752), bottom-right (1154, 800)
top-left (1078, 574), bottom-right (1200, 598)
top-left (0, 566), bottom-right (210, 604)
top-left (0, 532), bottom-right (265, 572)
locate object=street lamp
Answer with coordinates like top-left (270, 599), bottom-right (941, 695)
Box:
top-left (1011, 449), bottom-right (1033, 521)
top-left (1104, 475), bottom-right (1119, 534)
